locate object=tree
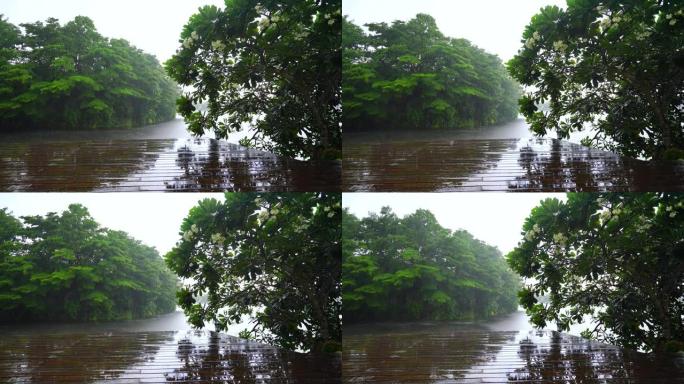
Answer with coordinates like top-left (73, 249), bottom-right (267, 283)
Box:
top-left (343, 207), bottom-right (519, 323)
top-left (165, 192), bottom-right (341, 353)
top-left (0, 204), bottom-right (178, 322)
top-left (0, 15), bottom-right (179, 131)
top-left (507, 193), bottom-right (684, 353)
top-left (165, 0), bottom-right (342, 160)
top-left (508, 1), bottom-right (684, 160)
top-left (343, 14), bottom-right (520, 131)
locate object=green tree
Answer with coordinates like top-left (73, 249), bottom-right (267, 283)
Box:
top-left (165, 192), bottom-right (341, 353)
top-left (343, 14), bottom-right (520, 131)
top-left (507, 193), bottom-right (684, 353)
top-left (508, 1), bottom-right (684, 160)
top-left (0, 15), bottom-right (179, 131)
top-left (165, 0), bottom-right (342, 160)
top-left (0, 205), bottom-right (178, 322)
top-left (343, 207), bottom-right (519, 323)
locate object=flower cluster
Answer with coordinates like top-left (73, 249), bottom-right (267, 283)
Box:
top-left (211, 40), bottom-right (226, 51)
top-left (552, 40), bottom-right (568, 54)
top-left (552, 232), bottom-right (568, 248)
top-left (525, 31), bottom-right (541, 49)
top-left (524, 223), bottom-right (541, 241)
top-left (210, 232), bottom-right (225, 245)
top-left (183, 223), bottom-right (199, 241)
top-left (182, 31), bottom-right (199, 49)
top-left (664, 10), bottom-right (683, 26)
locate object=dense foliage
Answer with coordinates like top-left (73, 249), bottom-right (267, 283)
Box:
top-left (0, 15), bottom-right (178, 131)
top-left (165, 192), bottom-right (341, 353)
top-left (508, 193), bottom-right (684, 353)
top-left (508, 1), bottom-right (684, 160)
top-left (343, 207), bottom-right (519, 323)
top-left (343, 14), bottom-right (520, 131)
top-left (166, 0), bottom-right (341, 160)
top-left (0, 204), bottom-right (178, 322)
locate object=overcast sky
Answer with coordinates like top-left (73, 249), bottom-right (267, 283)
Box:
top-left (343, 0), bottom-right (567, 61)
top-left (343, 193), bottom-right (566, 255)
top-left (0, 193), bottom-right (224, 255)
top-left (2, 0), bottom-right (225, 63)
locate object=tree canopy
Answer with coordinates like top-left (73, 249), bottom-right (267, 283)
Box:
top-left (165, 0), bottom-right (341, 160)
top-left (165, 192), bottom-right (341, 353)
top-left (508, 1), bottom-right (684, 160)
top-left (0, 204), bottom-right (177, 322)
top-left (0, 15), bottom-right (178, 131)
top-left (343, 207), bottom-right (519, 323)
top-left (507, 193), bottom-right (684, 353)
top-left (343, 14), bottom-right (520, 131)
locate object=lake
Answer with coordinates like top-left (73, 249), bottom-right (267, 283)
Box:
top-left (0, 311), bottom-right (341, 383)
top-left (0, 119), bottom-right (341, 192)
top-left (343, 311), bottom-right (684, 383)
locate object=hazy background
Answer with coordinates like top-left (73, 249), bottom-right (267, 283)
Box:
top-left (0, 193), bottom-right (224, 255)
top-left (1, 0), bottom-right (226, 63)
top-left (343, 0), bottom-right (567, 61)
top-left (343, 193), bottom-right (566, 255)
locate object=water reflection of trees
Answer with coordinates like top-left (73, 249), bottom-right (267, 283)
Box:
top-left (167, 139), bottom-right (341, 191)
top-left (0, 140), bottom-right (175, 191)
top-left (508, 331), bottom-right (684, 383)
top-left (513, 139), bottom-right (684, 191)
top-left (165, 331), bottom-right (341, 383)
top-left (342, 140), bottom-right (520, 191)
top-left (0, 332), bottom-right (174, 383)
top-left (343, 323), bottom-right (515, 382)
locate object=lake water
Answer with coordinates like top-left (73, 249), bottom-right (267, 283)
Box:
top-left (343, 311), bottom-right (684, 383)
top-left (0, 311), bottom-right (341, 383)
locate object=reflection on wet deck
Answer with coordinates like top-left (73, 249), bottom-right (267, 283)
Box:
top-left (343, 138), bottom-right (684, 192)
top-left (0, 139), bottom-right (340, 191)
top-left (343, 323), bottom-right (684, 383)
top-left (0, 330), bottom-right (340, 383)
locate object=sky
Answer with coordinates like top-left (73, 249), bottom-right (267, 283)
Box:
top-left (343, 193), bottom-right (566, 255)
top-left (343, 0), bottom-right (567, 61)
top-left (1, 0), bottom-right (226, 63)
top-left (0, 193), bottom-right (225, 255)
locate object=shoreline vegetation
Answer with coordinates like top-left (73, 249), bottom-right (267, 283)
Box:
top-left (0, 205), bottom-right (177, 323)
top-left (0, 15), bottom-right (179, 132)
top-left (343, 14), bottom-right (521, 132)
top-left (343, 207), bottom-right (519, 324)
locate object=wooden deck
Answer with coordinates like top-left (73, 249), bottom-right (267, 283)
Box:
top-left (343, 138), bottom-right (684, 192)
top-left (343, 324), bottom-right (684, 383)
top-left (0, 139), bottom-right (340, 192)
top-left (0, 330), bottom-right (340, 383)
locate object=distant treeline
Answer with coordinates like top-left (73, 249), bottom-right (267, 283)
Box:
top-left (0, 15), bottom-right (178, 131)
top-left (343, 14), bottom-right (520, 131)
top-left (343, 207), bottom-right (519, 323)
top-left (0, 204), bottom-right (177, 322)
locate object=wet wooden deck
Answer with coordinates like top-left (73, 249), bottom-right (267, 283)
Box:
top-left (343, 323), bottom-right (684, 383)
top-left (0, 139), bottom-right (340, 192)
top-left (0, 330), bottom-right (340, 383)
top-left (343, 138), bottom-right (684, 192)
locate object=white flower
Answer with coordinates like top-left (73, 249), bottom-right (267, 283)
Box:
top-left (183, 231), bottom-right (193, 241)
top-left (182, 37), bottom-right (193, 49)
top-left (670, 212), bottom-right (677, 218)
top-left (612, 16), bottom-right (621, 23)
top-left (211, 40), bottom-right (225, 51)
top-left (211, 233), bottom-right (225, 244)
top-left (553, 40), bottom-right (568, 53)
top-left (328, 19), bottom-right (335, 26)
top-left (595, 5), bottom-right (607, 14)
top-left (666, 205), bottom-right (673, 212)
top-left (533, 31), bottom-right (540, 40)
top-left (524, 230), bottom-right (535, 241)
top-left (599, 17), bottom-right (612, 30)
top-left (553, 233), bottom-right (568, 247)
top-left (255, 4), bottom-right (265, 14)
top-left (666, 14), bottom-right (673, 20)
top-left (271, 15), bottom-right (280, 23)
top-left (324, 13), bottom-right (331, 19)
top-left (670, 19), bottom-right (677, 26)
top-left (257, 210), bottom-right (269, 221)
top-left (258, 17), bottom-right (270, 30)
top-left (271, 208), bottom-right (279, 216)
top-left (191, 31), bottom-right (198, 39)
top-left (327, 212), bottom-right (335, 218)
top-left (532, 224), bottom-right (540, 233)
top-left (191, 224), bottom-right (198, 233)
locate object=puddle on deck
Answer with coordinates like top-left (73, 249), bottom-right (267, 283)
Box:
top-left (0, 139), bottom-right (340, 192)
top-left (343, 322), bottom-right (684, 383)
top-left (342, 138), bottom-right (684, 192)
top-left (0, 330), bottom-right (340, 383)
